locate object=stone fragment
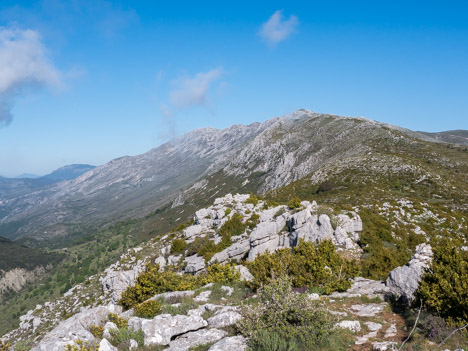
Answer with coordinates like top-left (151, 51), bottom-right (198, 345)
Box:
top-left (334, 320), bottom-right (361, 332)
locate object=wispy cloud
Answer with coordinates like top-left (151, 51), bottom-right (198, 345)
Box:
top-left (0, 27), bottom-right (61, 127)
top-left (259, 10), bottom-right (299, 47)
top-left (169, 68), bottom-right (223, 108)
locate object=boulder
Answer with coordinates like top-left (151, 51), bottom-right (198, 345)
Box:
top-left (101, 262), bottom-right (145, 303)
top-left (386, 243), bottom-right (433, 302)
top-left (128, 314), bottom-right (207, 345)
top-left (98, 339), bottom-right (117, 351)
top-left (234, 265), bottom-right (254, 282)
top-left (184, 225), bottom-right (204, 239)
top-left (31, 305), bottom-right (117, 351)
top-left (184, 255), bottom-right (206, 274)
top-left (207, 307), bottom-right (242, 328)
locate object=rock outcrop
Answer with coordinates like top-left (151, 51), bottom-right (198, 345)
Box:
top-left (31, 305), bottom-right (121, 351)
top-left (386, 243), bottom-right (433, 301)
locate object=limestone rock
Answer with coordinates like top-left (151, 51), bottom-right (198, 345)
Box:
top-left (234, 265), bottom-right (254, 282)
top-left (208, 336), bottom-right (248, 351)
top-left (101, 261), bottom-right (145, 303)
top-left (334, 320), bottom-right (361, 332)
top-left (128, 314), bottom-right (207, 346)
top-left (166, 328), bottom-right (227, 351)
top-left (207, 307), bottom-right (242, 328)
top-left (184, 225), bottom-right (204, 239)
top-left (31, 306), bottom-right (115, 351)
top-left (350, 303), bottom-right (386, 317)
top-left (184, 255), bottom-right (205, 274)
top-left (386, 243), bottom-right (433, 301)
top-left (98, 339), bottom-right (117, 351)
top-left (330, 277), bottom-right (390, 299)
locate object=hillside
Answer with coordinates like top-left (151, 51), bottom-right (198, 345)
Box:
top-left (2, 110), bottom-right (466, 249)
top-left (0, 237), bottom-right (64, 302)
top-left (0, 110), bottom-right (466, 349)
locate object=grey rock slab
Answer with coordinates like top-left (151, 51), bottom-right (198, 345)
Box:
top-left (334, 320), bottom-right (361, 332)
top-left (194, 290), bottom-right (212, 302)
top-left (128, 314), bottom-right (207, 346)
top-left (98, 339), bottom-right (118, 351)
top-left (166, 328), bottom-right (227, 351)
top-left (184, 254), bottom-right (206, 274)
top-left (372, 341), bottom-right (397, 350)
top-left (31, 305), bottom-right (114, 351)
top-left (208, 336), bottom-right (248, 351)
top-left (207, 308), bottom-right (242, 328)
top-left (350, 303), bottom-right (386, 317)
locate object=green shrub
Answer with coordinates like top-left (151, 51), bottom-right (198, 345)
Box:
top-left (224, 208), bottom-right (232, 216)
top-left (287, 196), bottom-right (302, 209)
top-left (247, 240), bottom-right (358, 293)
top-left (108, 313), bottom-right (128, 328)
top-left (90, 324), bottom-right (104, 338)
top-left (134, 299), bottom-right (162, 318)
top-left (171, 238), bottom-right (187, 254)
top-left (64, 340), bottom-right (98, 351)
top-left (246, 193), bottom-right (261, 206)
top-left (119, 264), bottom-right (198, 310)
top-left (119, 263), bottom-right (240, 310)
top-left (204, 263), bottom-right (241, 284)
top-left (246, 213), bottom-right (260, 229)
top-left (186, 236), bottom-right (211, 256)
top-left (219, 213), bottom-right (247, 237)
top-left (417, 239), bottom-right (468, 324)
top-left (237, 277), bottom-right (334, 348)
top-left (110, 327), bottom-right (144, 348)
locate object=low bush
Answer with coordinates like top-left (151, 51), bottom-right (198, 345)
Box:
top-left (119, 263), bottom-right (240, 310)
top-left (237, 277), bottom-right (335, 349)
top-left (64, 340), bottom-right (98, 351)
top-left (219, 213), bottom-right (247, 237)
top-left (90, 324), bottom-right (104, 338)
top-left (110, 327), bottom-right (144, 348)
top-left (247, 240), bottom-right (359, 293)
top-left (108, 313), bottom-right (128, 329)
top-left (245, 193), bottom-right (261, 206)
top-left (287, 196), bottom-right (302, 209)
top-left (134, 299), bottom-right (162, 318)
top-left (170, 238), bottom-right (187, 254)
top-left (417, 239), bottom-right (468, 324)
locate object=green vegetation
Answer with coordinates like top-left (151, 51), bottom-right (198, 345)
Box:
top-left (417, 239), bottom-right (468, 324)
top-left (287, 196), bottom-right (302, 209)
top-left (109, 327), bottom-right (144, 349)
top-left (237, 277), bottom-right (349, 351)
top-left (189, 213), bottom-right (248, 261)
top-left (134, 299), bottom-right (162, 318)
top-left (119, 263), bottom-right (240, 310)
top-left (0, 236), bottom-right (64, 273)
top-left (170, 238), bottom-right (187, 254)
top-left (108, 313), bottom-right (128, 329)
top-left (247, 240), bottom-right (359, 294)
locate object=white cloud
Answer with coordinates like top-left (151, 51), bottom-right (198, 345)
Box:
top-left (0, 27), bottom-right (61, 127)
top-left (259, 10), bottom-right (299, 47)
top-left (169, 67), bottom-right (223, 108)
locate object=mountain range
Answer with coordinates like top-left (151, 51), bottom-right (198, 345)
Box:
top-left (0, 110), bottom-right (466, 247)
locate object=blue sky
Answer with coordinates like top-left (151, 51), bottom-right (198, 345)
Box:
top-left (0, 0), bottom-right (467, 177)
